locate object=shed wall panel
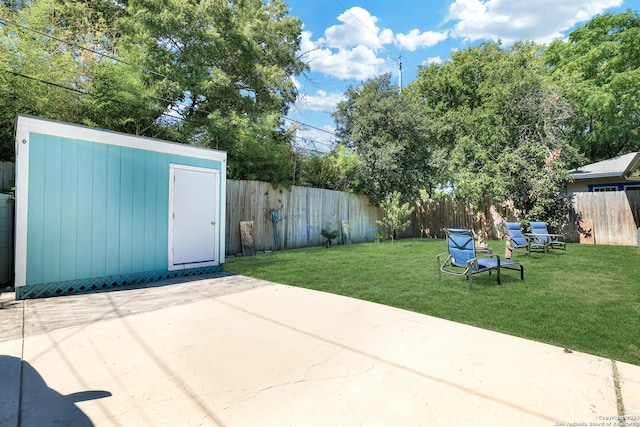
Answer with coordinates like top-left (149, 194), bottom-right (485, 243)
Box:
top-left (143, 152), bottom-right (159, 270)
top-left (76, 140), bottom-right (94, 279)
top-left (132, 150), bottom-right (147, 273)
top-left (60, 138), bottom-right (79, 281)
top-left (91, 142), bottom-right (108, 278)
top-left (43, 135), bottom-right (63, 282)
top-left (106, 145), bottom-right (122, 276)
top-left (119, 147), bottom-right (134, 275)
top-left (26, 134), bottom-right (46, 285)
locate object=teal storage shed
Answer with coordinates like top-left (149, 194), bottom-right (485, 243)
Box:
top-left (14, 115), bottom-right (227, 299)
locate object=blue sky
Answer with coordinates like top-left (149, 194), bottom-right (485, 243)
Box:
top-left (284, 0), bottom-right (640, 152)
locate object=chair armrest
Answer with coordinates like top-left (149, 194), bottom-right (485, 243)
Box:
top-left (522, 234), bottom-right (544, 245)
top-left (526, 232), bottom-right (565, 241)
top-left (546, 233), bottom-right (565, 241)
top-left (436, 252), bottom-right (450, 267)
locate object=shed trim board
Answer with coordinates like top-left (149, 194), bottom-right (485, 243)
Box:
top-left (14, 115), bottom-right (227, 299)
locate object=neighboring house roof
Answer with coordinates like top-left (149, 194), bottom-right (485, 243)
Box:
top-left (570, 152), bottom-right (640, 181)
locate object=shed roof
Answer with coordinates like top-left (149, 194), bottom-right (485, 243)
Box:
top-left (15, 114), bottom-right (227, 161)
top-left (569, 152), bottom-right (640, 181)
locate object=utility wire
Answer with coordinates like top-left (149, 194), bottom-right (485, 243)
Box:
top-left (1, 67), bottom-right (209, 131)
top-left (2, 66), bottom-right (341, 154)
top-left (5, 69), bottom-right (85, 95)
top-left (2, 49), bottom-right (188, 115)
top-left (1, 16), bottom-right (340, 143)
top-left (283, 117), bottom-right (335, 136)
top-left (293, 135), bottom-right (334, 149)
top-left (0, 17), bottom-right (175, 82)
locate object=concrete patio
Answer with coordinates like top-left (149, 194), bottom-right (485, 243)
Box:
top-left (1, 274), bottom-right (639, 426)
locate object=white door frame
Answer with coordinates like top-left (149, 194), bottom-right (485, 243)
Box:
top-left (168, 164), bottom-right (220, 271)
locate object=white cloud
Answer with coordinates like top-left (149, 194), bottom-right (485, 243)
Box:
top-left (297, 90), bottom-right (345, 112)
top-left (447, 0), bottom-right (623, 44)
top-left (297, 6), bottom-right (452, 80)
top-left (324, 7), bottom-right (392, 51)
top-left (422, 56), bottom-right (444, 66)
top-left (296, 8), bottom-right (402, 81)
top-left (299, 30), bottom-right (389, 80)
top-left (396, 29), bottom-right (449, 51)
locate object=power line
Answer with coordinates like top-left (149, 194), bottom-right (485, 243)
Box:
top-left (293, 134), bottom-right (334, 149)
top-left (283, 117), bottom-right (336, 136)
top-left (1, 67), bottom-right (208, 131)
top-left (2, 66), bottom-right (342, 153)
top-left (2, 49), bottom-right (187, 114)
top-left (0, 17), bottom-right (175, 82)
top-left (5, 69), bottom-right (86, 95)
top-left (1, 16), bottom-right (340, 145)
top-left (5, 66), bottom-right (342, 160)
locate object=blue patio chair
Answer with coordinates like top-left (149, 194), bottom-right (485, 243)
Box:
top-left (528, 222), bottom-right (566, 251)
top-left (505, 222), bottom-right (545, 256)
top-left (437, 228), bottom-right (524, 289)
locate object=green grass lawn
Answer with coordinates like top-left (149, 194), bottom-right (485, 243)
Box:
top-left (224, 238), bottom-right (640, 366)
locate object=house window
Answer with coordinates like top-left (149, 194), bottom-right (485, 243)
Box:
top-left (593, 186), bottom-right (618, 192)
top-left (625, 185), bottom-right (640, 191)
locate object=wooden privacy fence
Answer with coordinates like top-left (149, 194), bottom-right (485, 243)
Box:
top-left (404, 199), bottom-right (475, 238)
top-left (570, 191), bottom-right (640, 246)
top-left (0, 162), bottom-right (14, 192)
top-left (225, 180), bottom-right (383, 255)
top-left (225, 185), bottom-right (640, 255)
top-left (407, 192), bottom-right (640, 246)
top-left (403, 197), bottom-right (519, 241)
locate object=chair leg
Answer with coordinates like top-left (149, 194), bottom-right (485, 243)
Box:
top-left (497, 266), bottom-right (501, 285)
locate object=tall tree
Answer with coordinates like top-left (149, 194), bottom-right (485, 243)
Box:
top-left (0, 0), bottom-right (164, 160)
top-left (545, 10), bottom-right (640, 161)
top-left (333, 73), bottom-right (434, 204)
top-left (0, 0), bottom-right (89, 159)
top-left (119, 0), bottom-right (308, 184)
top-left (1, 0), bottom-right (309, 187)
top-left (408, 41), bottom-right (580, 226)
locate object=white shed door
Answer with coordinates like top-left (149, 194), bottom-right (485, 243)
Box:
top-left (169, 165), bottom-right (218, 269)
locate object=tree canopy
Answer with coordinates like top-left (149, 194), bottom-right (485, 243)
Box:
top-left (402, 41), bottom-right (584, 226)
top-left (1, 3), bottom-right (639, 220)
top-left (0, 0), bottom-right (307, 185)
top-left (545, 9), bottom-right (640, 162)
top-left (333, 74), bottom-right (436, 204)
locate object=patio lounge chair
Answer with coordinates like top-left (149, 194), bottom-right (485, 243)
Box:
top-left (437, 228), bottom-right (524, 289)
top-left (505, 222), bottom-right (545, 256)
top-left (528, 221), bottom-right (566, 251)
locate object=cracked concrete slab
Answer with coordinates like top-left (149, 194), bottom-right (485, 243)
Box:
top-left (1, 275), bottom-right (638, 426)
